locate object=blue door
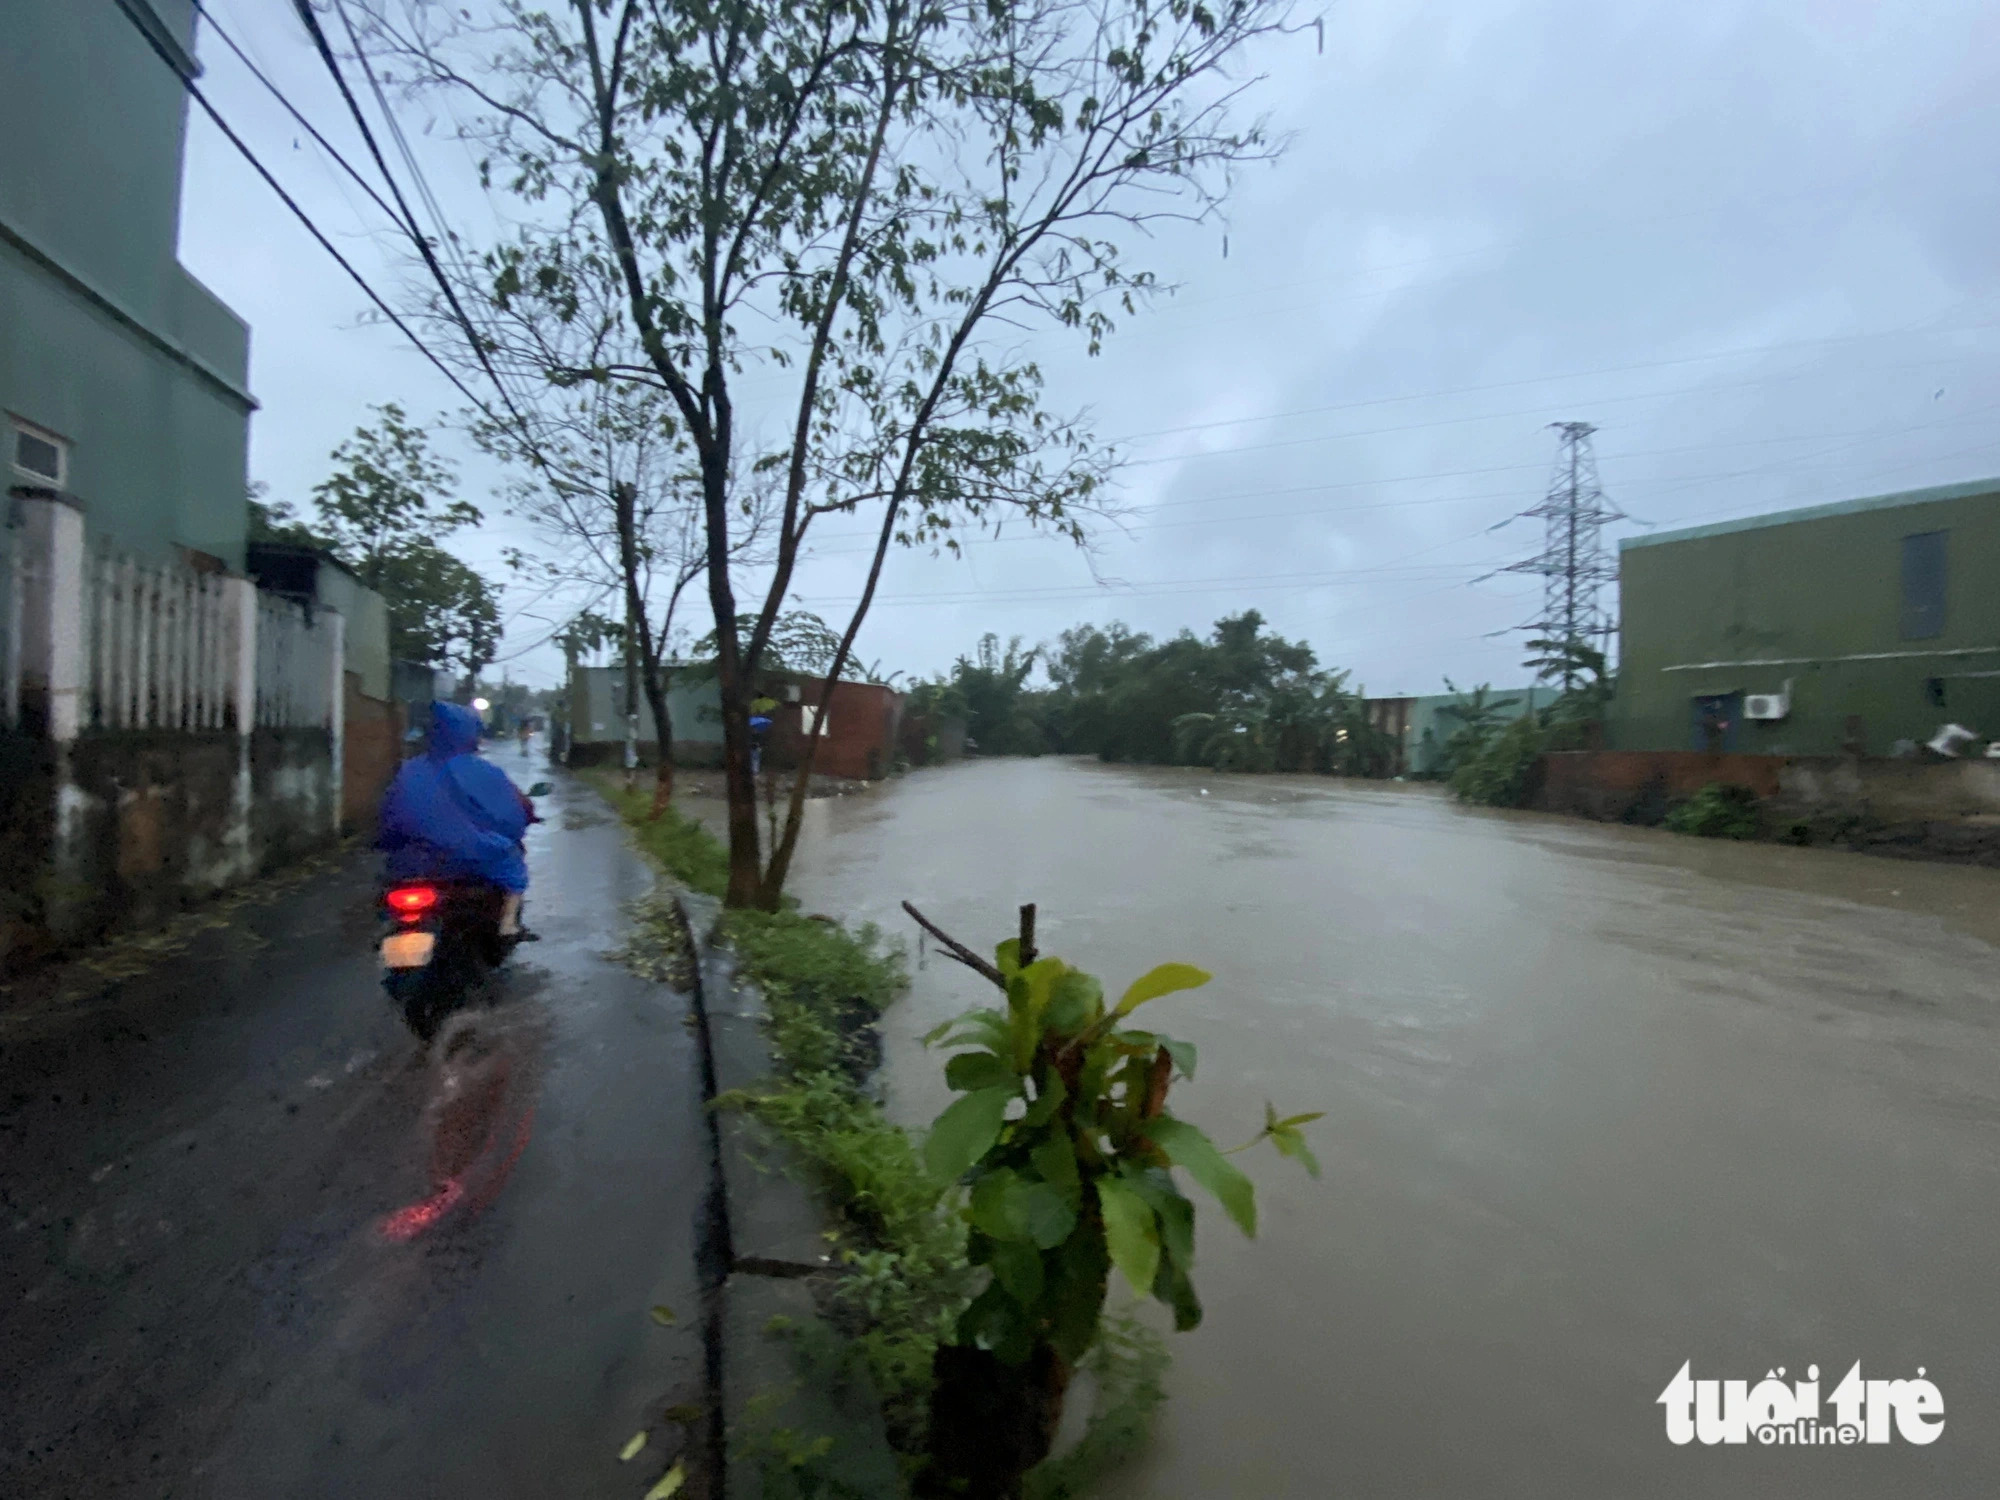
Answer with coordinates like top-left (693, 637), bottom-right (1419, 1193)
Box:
top-left (1690, 692), bottom-right (1743, 752)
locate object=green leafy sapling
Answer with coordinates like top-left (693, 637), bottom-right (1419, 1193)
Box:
top-left (917, 915), bottom-right (1321, 1374)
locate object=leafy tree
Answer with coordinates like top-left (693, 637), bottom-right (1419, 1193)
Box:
top-left (1429, 681), bottom-right (1521, 780)
top-left (353, 0), bottom-right (1291, 910)
top-left (1448, 639), bottom-right (1616, 807)
top-left (373, 543), bottom-right (501, 675)
top-left (950, 636), bottom-right (1045, 757)
top-left (1043, 613), bottom-right (1351, 772)
top-left (246, 481), bottom-right (324, 548)
top-left (483, 377), bottom-right (773, 812)
top-left (1449, 714), bottom-right (1549, 808)
top-left (298, 404), bottom-right (500, 677)
top-left (311, 403), bottom-right (480, 564)
top-left (1325, 695), bottom-right (1397, 778)
top-left (692, 611), bottom-right (844, 677)
top-left (1525, 635), bottom-right (1613, 735)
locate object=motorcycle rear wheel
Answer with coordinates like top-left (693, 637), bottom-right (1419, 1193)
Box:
top-left (384, 967), bottom-right (450, 1043)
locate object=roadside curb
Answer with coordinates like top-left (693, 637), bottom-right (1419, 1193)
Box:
top-left (675, 890), bottom-right (898, 1499)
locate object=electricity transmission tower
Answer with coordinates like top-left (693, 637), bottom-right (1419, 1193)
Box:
top-left (1502, 422), bottom-right (1626, 687)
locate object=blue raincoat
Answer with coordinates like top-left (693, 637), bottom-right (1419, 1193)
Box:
top-left (378, 701), bottom-right (532, 892)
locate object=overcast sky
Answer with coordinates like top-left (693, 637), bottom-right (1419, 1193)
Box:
top-left (176, 0), bottom-right (2000, 693)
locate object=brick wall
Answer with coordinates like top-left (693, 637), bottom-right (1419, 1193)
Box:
top-left (1542, 750), bottom-right (1790, 819)
top-left (342, 673), bottom-right (405, 829)
top-left (772, 680), bottom-right (903, 780)
top-left (1540, 748), bottom-right (2000, 824)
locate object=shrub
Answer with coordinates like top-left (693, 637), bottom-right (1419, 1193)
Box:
top-left (584, 772), bottom-right (731, 896)
top-left (1663, 782), bottom-right (1761, 840)
top-left (1449, 714), bottom-right (1549, 807)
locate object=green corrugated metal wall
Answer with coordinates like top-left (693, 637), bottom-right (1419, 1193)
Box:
top-left (1612, 479), bottom-right (2000, 755)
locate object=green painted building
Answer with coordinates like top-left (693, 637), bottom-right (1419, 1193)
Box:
top-left (1611, 478), bottom-right (2000, 756)
top-left (569, 664), bottom-right (726, 764)
top-left (1405, 686), bottom-right (1555, 776)
top-left (2, 0), bottom-right (254, 568)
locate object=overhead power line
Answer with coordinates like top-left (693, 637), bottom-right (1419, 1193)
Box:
top-left (1105, 338), bottom-right (2000, 461)
top-left (116, 0), bottom-right (492, 413)
top-left (289, 0), bottom-right (542, 442)
top-left (189, 0), bottom-right (401, 224)
top-left (793, 402), bottom-right (2000, 565)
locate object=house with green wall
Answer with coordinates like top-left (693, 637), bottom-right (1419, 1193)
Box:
top-left (1406, 686), bottom-right (1555, 775)
top-left (2, 0), bottom-right (254, 569)
top-left (569, 664), bottom-right (726, 765)
top-left (1363, 685), bottom-right (1552, 776)
top-left (1611, 478), bottom-right (2000, 756)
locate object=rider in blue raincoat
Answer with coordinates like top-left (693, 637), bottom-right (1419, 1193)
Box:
top-left (379, 701), bottom-right (535, 931)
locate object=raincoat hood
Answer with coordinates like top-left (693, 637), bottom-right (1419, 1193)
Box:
top-left (375, 699), bottom-right (532, 892)
top-left (430, 700), bottom-right (484, 757)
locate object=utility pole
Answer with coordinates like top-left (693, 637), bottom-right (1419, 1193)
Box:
top-left (1501, 422), bottom-right (1625, 689)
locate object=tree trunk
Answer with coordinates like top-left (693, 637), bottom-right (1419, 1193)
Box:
top-left (694, 458), bottom-right (761, 906)
top-left (622, 586), bottom-right (640, 792)
top-left (640, 665), bottom-right (674, 820)
top-left (649, 751), bottom-right (675, 817)
top-left (918, 1343), bottom-right (1072, 1500)
top-left (755, 711), bottom-right (825, 911)
top-left (612, 479), bottom-right (679, 817)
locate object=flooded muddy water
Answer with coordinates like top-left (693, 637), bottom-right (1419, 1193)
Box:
top-left (772, 757), bottom-right (2000, 1497)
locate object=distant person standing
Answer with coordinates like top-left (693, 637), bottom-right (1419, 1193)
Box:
top-left (518, 719), bottom-right (533, 757)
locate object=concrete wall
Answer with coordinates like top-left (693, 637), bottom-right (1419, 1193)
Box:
top-left (1541, 748), bottom-right (2000, 829)
top-left (1, 498), bottom-right (346, 976)
top-left (310, 564), bottom-right (390, 701)
top-left (569, 665), bottom-right (724, 765)
top-left (0, 724), bottom-right (337, 973)
top-left (1613, 479), bottom-right (2000, 756)
top-left (1407, 687), bottom-right (1554, 774)
top-left (0, 730), bottom-right (60, 966)
top-left (1, 0), bottom-right (254, 570)
top-left (566, 665), bottom-right (903, 779)
top-left (1541, 750), bottom-right (1791, 821)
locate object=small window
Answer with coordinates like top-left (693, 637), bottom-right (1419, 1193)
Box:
top-left (9, 417), bottom-right (68, 487)
top-left (1900, 530), bottom-right (1947, 640)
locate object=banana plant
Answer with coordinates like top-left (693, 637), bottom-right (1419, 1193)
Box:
top-left (909, 906), bottom-right (1319, 1493)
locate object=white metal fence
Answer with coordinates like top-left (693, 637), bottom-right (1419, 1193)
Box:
top-left (254, 592), bottom-right (336, 729)
top-left (87, 550), bottom-right (240, 732)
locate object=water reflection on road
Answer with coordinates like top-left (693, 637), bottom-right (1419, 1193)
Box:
top-left (770, 757), bottom-right (2000, 1498)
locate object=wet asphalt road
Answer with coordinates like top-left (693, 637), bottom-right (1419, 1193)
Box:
top-left (0, 766), bottom-right (705, 1499)
top-left (774, 757), bottom-right (2000, 1500)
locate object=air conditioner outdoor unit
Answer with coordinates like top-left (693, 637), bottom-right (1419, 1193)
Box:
top-left (1744, 694), bottom-right (1787, 721)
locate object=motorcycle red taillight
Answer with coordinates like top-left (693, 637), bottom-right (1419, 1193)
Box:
top-left (386, 885), bottom-right (439, 922)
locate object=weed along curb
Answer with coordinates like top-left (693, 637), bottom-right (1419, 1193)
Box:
top-left (598, 781), bottom-right (1209, 1498)
top-left (676, 889), bottom-right (902, 1499)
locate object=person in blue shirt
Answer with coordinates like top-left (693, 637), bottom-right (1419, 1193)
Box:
top-left (379, 700), bottom-right (535, 935)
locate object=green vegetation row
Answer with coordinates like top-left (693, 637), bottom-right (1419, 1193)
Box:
top-left (592, 775), bottom-right (1187, 1495)
top-left (906, 612), bottom-right (1401, 773)
top-left (905, 617), bottom-right (1616, 804)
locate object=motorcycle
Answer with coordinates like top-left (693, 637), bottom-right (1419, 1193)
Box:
top-left (380, 780), bottom-right (552, 1042)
